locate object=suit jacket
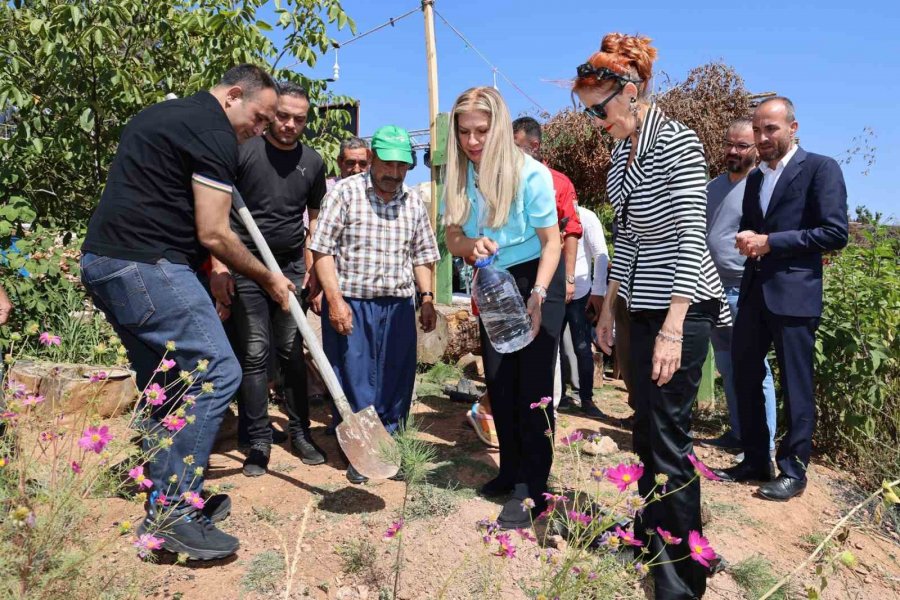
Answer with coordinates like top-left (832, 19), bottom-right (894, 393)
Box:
top-left (738, 147), bottom-right (848, 317)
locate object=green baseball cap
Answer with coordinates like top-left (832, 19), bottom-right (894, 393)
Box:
top-left (371, 125), bottom-right (413, 164)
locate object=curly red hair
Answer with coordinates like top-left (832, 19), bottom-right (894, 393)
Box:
top-left (573, 33), bottom-right (658, 97)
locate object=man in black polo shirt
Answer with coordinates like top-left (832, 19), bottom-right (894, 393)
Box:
top-left (209, 81), bottom-right (327, 476)
top-left (81, 64), bottom-right (293, 561)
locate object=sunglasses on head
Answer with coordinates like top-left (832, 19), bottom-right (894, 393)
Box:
top-left (574, 64), bottom-right (642, 121)
top-left (575, 63), bottom-right (641, 84)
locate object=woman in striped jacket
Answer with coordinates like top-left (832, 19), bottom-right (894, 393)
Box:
top-left (573, 34), bottom-right (727, 600)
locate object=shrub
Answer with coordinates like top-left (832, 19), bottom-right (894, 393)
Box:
top-left (1, 329), bottom-right (216, 598)
top-left (815, 224), bottom-right (900, 489)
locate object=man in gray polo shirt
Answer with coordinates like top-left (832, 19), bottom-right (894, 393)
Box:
top-left (701, 117), bottom-right (776, 457)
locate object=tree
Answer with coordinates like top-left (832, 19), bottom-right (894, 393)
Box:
top-left (0, 0), bottom-right (356, 230)
top-left (541, 62), bottom-right (751, 210)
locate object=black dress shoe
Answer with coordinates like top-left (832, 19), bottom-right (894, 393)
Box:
top-left (712, 460), bottom-right (775, 483)
top-left (479, 476), bottom-right (514, 498)
top-left (757, 475), bottom-right (806, 501)
top-left (346, 464), bottom-right (368, 485)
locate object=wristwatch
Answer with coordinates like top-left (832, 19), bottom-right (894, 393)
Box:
top-left (531, 285), bottom-right (548, 302)
top-left (565, 274), bottom-right (576, 284)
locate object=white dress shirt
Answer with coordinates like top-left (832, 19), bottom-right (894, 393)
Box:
top-left (573, 206), bottom-right (609, 299)
top-left (759, 144), bottom-right (798, 215)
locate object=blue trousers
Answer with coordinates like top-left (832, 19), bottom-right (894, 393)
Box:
top-left (559, 293), bottom-right (596, 406)
top-left (80, 253), bottom-right (241, 512)
top-left (711, 286), bottom-right (777, 450)
top-left (321, 296), bottom-right (417, 433)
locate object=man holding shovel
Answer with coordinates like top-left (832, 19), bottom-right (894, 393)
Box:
top-left (81, 64), bottom-right (292, 560)
top-left (310, 125), bottom-right (440, 484)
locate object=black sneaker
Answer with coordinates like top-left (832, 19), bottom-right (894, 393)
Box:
top-left (557, 395), bottom-right (575, 411)
top-left (202, 494), bottom-right (231, 523)
top-left (138, 510), bottom-right (239, 560)
top-left (291, 431), bottom-right (326, 466)
top-left (580, 402), bottom-right (607, 419)
top-left (242, 444), bottom-right (270, 477)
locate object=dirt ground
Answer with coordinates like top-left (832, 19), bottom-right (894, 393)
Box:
top-left (95, 375), bottom-right (900, 599)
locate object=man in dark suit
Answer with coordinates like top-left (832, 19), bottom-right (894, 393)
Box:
top-left (713, 97), bottom-right (848, 501)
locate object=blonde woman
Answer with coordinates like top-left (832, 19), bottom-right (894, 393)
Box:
top-left (444, 87), bottom-right (562, 529)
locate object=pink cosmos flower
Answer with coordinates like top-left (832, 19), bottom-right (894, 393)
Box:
top-left (156, 493), bottom-right (170, 506)
top-left (156, 359), bottom-right (177, 373)
top-left (181, 491), bottom-right (205, 510)
top-left (22, 394), bottom-right (44, 406)
top-left (567, 510), bottom-right (592, 527)
top-left (89, 371), bottom-right (108, 382)
top-left (687, 453), bottom-right (721, 481)
top-left (144, 383), bottom-right (167, 406)
top-left (606, 463), bottom-right (644, 492)
top-left (39, 332), bottom-right (61, 346)
top-left (161, 414), bottom-right (186, 432)
top-left (560, 430), bottom-right (584, 446)
top-left (657, 526), bottom-right (682, 545)
top-left (520, 497), bottom-right (535, 511)
top-left (529, 396), bottom-right (552, 410)
top-left (5, 380), bottom-right (26, 398)
top-left (70, 461), bottom-right (82, 474)
top-left (615, 526), bottom-right (644, 547)
top-left (39, 430), bottom-right (57, 443)
top-left (516, 528), bottom-right (536, 543)
top-left (384, 519), bottom-right (404, 540)
top-left (688, 530), bottom-right (717, 568)
top-left (134, 533), bottom-right (165, 558)
top-left (129, 465), bottom-right (153, 490)
top-left (495, 533), bottom-right (516, 559)
top-left (78, 425), bottom-right (113, 453)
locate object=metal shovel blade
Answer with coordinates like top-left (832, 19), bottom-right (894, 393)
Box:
top-left (336, 405), bottom-right (400, 480)
top-left (232, 189), bottom-right (400, 479)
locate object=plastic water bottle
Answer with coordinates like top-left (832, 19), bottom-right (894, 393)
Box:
top-left (472, 254), bottom-right (534, 353)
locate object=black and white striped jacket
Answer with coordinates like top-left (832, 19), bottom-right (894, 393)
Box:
top-left (608, 105), bottom-right (729, 324)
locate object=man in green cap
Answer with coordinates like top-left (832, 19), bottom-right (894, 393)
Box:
top-left (310, 125), bottom-right (440, 483)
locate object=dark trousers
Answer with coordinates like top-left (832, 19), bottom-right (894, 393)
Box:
top-left (631, 305), bottom-right (715, 600)
top-left (321, 296), bottom-right (417, 433)
top-left (232, 258), bottom-right (308, 445)
top-left (559, 293), bottom-right (595, 406)
top-left (480, 258), bottom-right (565, 510)
top-left (733, 280), bottom-right (819, 480)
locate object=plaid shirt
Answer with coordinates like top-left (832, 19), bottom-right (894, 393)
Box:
top-left (309, 172), bottom-right (440, 299)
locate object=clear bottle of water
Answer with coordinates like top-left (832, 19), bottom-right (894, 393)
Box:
top-left (473, 255), bottom-right (534, 353)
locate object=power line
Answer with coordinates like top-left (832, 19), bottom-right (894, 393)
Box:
top-left (282, 4), bottom-right (421, 71)
top-left (432, 8), bottom-right (547, 114)
top-left (335, 4), bottom-right (422, 48)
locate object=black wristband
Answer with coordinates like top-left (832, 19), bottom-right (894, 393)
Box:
top-left (420, 291), bottom-right (434, 299)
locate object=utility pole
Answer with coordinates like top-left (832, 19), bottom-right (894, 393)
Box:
top-left (422, 0), bottom-right (441, 297)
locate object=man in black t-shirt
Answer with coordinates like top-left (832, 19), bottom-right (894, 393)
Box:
top-left (81, 64), bottom-right (293, 561)
top-left (209, 82), bottom-right (327, 476)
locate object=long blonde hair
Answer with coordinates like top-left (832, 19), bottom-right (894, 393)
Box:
top-left (443, 87), bottom-right (523, 229)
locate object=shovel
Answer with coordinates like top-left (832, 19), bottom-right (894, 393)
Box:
top-left (232, 190), bottom-right (400, 480)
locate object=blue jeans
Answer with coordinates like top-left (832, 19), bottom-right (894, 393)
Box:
top-left (711, 286), bottom-right (776, 450)
top-left (559, 293), bottom-right (596, 406)
top-left (80, 253), bottom-right (241, 512)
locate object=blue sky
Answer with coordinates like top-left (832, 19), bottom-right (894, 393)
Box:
top-left (266, 0), bottom-right (899, 219)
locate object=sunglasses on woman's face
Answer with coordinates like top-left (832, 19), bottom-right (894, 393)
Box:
top-left (583, 86), bottom-right (624, 121)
